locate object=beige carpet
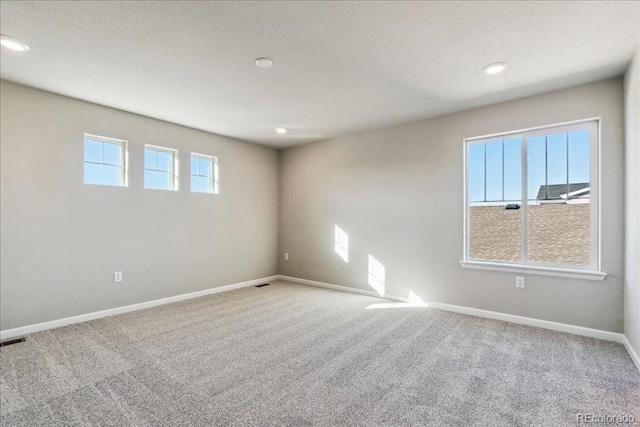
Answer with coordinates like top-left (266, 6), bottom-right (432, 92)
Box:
top-left (1, 280), bottom-right (638, 426)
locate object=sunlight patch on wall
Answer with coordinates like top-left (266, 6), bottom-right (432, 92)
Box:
top-left (407, 290), bottom-right (426, 306)
top-left (368, 255), bottom-right (385, 296)
top-left (334, 225), bottom-right (349, 262)
top-left (365, 290), bottom-right (428, 310)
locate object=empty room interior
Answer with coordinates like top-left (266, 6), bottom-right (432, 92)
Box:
top-left (1, 1), bottom-right (640, 426)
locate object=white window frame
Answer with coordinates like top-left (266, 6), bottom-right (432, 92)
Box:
top-left (144, 144), bottom-right (179, 191)
top-left (83, 133), bottom-right (128, 187)
top-left (460, 118), bottom-right (605, 281)
top-left (190, 152), bottom-right (219, 194)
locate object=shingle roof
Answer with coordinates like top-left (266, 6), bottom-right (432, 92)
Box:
top-left (536, 182), bottom-right (589, 200)
top-left (469, 204), bottom-right (590, 265)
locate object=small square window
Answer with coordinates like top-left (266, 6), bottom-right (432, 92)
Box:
top-left (145, 145), bottom-right (179, 191)
top-left (84, 134), bottom-right (127, 187)
top-left (190, 153), bottom-right (219, 194)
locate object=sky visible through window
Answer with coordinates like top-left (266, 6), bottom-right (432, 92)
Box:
top-left (144, 147), bottom-right (174, 190)
top-left (84, 137), bottom-right (124, 186)
top-left (84, 138), bottom-right (220, 192)
top-left (468, 130), bottom-right (590, 203)
top-left (191, 156), bottom-right (214, 193)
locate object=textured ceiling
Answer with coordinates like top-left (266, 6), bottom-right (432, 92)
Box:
top-left (1, 1), bottom-right (639, 148)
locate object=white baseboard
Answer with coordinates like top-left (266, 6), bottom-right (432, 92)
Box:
top-left (423, 299), bottom-right (624, 343)
top-left (0, 275), bottom-right (278, 341)
top-left (3, 273), bottom-right (635, 373)
top-left (622, 335), bottom-right (640, 372)
top-left (278, 275), bottom-right (624, 344)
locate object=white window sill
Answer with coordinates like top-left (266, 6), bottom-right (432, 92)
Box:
top-left (459, 260), bottom-right (606, 281)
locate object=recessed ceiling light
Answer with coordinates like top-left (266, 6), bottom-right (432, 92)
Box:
top-left (483, 62), bottom-right (508, 75)
top-left (275, 128), bottom-right (288, 134)
top-left (0, 35), bottom-right (30, 52)
top-left (255, 57), bottom-right (273, 68)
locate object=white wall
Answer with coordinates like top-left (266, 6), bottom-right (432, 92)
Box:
top-left (279, 78), bottom-right (625, 332)
top-left (0, 81), bottom-right (280, 330)
top-left (0, 74), bottom-right (631, 337)
top-left (624, 50), bottom-right (640, 355)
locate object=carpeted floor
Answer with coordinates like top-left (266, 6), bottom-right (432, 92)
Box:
top-left (1, 280), bottom-right (638, 426)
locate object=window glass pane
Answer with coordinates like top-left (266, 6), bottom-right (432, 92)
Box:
top-left (84, 163), bottom-right (121, 186)
top-left (191, 175), bottom-right (210, 193)
top-left (144, 169), bottom-right (172, 190)
top-left (469, 204), bottom-right (522, 262)
top-left (527, 202), bottom-right (590, 265)
top-left (503, 137), bottom-right (522, 201)
top-left (527, 136), bottom-right (546, 200)
top-left (546, 133), bottom-right (567, 200)
top-left (468, 138), bottom-right (522, 262)
top-left (468, 143), bottom-right (485, 202)
top-left (191, 156), bottom-right (199, 176)
top-left (485, 140), bottom-right (503, 201)
top-left (84, 139), bottom-right (102, 163)
top-left (157, 151), bottom-right (172, 172)
top-left (144, 149), bottom-right (156, 170)
top-left (199, 158), bottom-right (212, 177)
top-left (527, 130), bottom-right (590, 265)
top-left (102, 142), bottom-right (122, 166)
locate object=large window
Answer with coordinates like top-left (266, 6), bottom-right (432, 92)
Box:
top-left (190, 153), bottom-right (219, 194)
top-left (144, 145), bottom-right (179, 191)
top-left (463, 119), bottom-right (600, 274)
top-left (84, 134), bottom-right (127, 187)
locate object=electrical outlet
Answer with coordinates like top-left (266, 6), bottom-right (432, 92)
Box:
top-left (284, 253), bottom-right (289, 261)
top-left (515, 276), bottom-right (525, 288)
top-left (114, 271), bottom-right (122, 283)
